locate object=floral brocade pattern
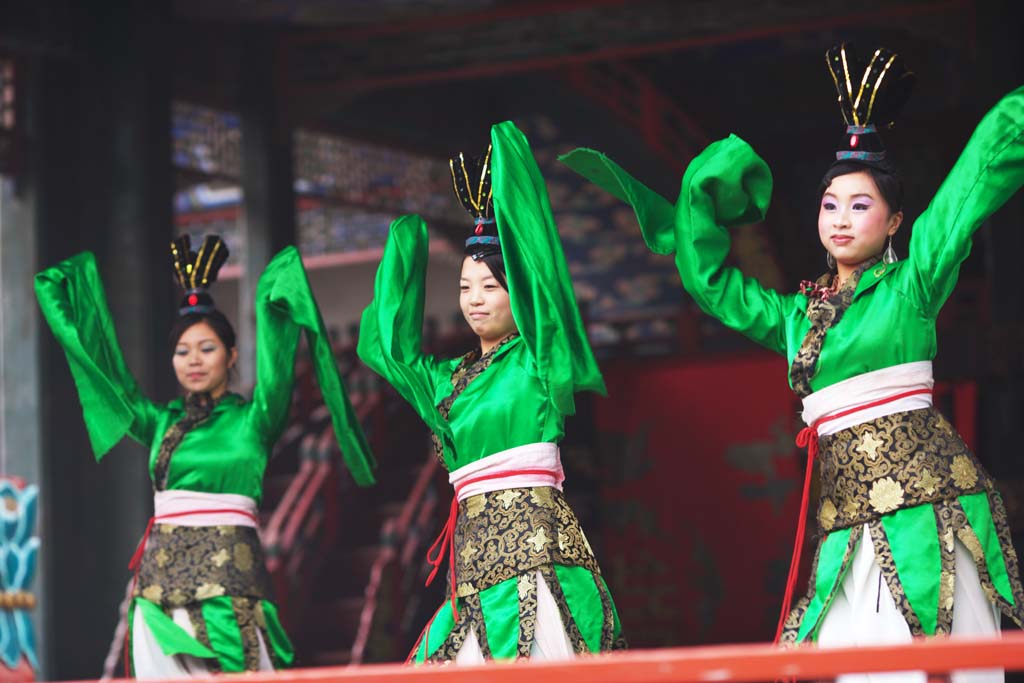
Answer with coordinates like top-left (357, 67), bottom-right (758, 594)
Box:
top-left (782, 493), bottom-right (1024, 643)
top-left (815, 408), bottom-right (992, 532)
top-left (135, 525), bottom-right (271, 608)
top-left (423, 565), bottom-right (624, 662)
top-left (153, 392), bottom-right (215, 490)
top-left (451, 486), bottom-right (601, 598)
top-left (413, 487), bottom-right (624, 662)
top-left (789, 259), bottom-right (878, 398)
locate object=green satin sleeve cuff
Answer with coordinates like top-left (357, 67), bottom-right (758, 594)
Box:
top-left (491, 121), bottom-right (606, 417)
top-left (253, 246), bottom-right (376, 486)
top-left (34, 251), bottom-right (160, 460)
top-left (673, 134), bottom-right (790, 354)
top-left (558, 147), bottom-right (677, 255)
top-left (357, 215), bottom-right (454, 454)
top-left (907, 85), bottom-right (1024, 315)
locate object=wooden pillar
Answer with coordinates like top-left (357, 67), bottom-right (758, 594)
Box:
top-left (238, 27), bottom-right (297, 391)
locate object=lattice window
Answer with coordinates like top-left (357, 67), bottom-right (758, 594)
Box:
top-left (172, 102), bottom-right (241, 178)
top-left (293, 129), bottom-right (464, 226)
top-left (172, 102), bottom-right (465, 260)
top-left (0, 60), bottom-right (14, 131)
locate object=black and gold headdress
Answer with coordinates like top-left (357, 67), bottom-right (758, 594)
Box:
top-left (449, 145), bottom-right (498, 259)
top-left (169, 234), bottom-right (229, 316)
top-left (826, 44), bottom-right (916, 161)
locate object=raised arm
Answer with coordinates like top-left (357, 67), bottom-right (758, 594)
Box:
top-left (251, 246), bottom-right (376, 486)
top-left (907, 86), bottom-right (1024, 316)
top-left (491, 121), bottom-right (606, 417)
top-left (34, 251), bottom-right (160, 459)
top-left (357, 215), bottom-right (453, 448)
top-left (562, 135), bottom-right (791, 354)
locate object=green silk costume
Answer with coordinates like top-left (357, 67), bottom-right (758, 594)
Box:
top-left (359, 122), bottom-right (623, 661)
top-left (561, 87), bottom-right (1024, 641)
top-left (35, 246), bottom-right (376, 671)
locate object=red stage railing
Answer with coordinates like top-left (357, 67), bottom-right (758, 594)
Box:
top-left (77, 633), bottom-right (1024, 683)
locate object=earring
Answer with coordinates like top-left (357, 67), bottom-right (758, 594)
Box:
top-left (883, 236), bottom-right (898, 265)
top-left (826, 251), bottom-right (836, 269)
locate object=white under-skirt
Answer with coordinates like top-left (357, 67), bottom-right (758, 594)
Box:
top-left (452, 570), bottom-right (576, 663)
top-left (131, 606), bottom-right (274, 679)
top-left (817, 523), bottom-right (1002, 683)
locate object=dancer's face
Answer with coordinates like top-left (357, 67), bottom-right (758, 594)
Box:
top-left (818, 171), bottom-right (902, 278)
top-left (172, 321), bottom-right (237, 398)
top-left (460, 256), bottom-right (517, 354)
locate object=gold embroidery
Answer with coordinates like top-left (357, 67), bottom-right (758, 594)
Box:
top-left (816, 408), bottom-right (992, 531)
top-left (940, 571), bottom-right (955, 611)
top-left (448, 487), bottom-right (599, 598)
top-left (856, 431), bottom-right (884, 460)
top-left (210, 549), bottom-right (230, 568)
top-left (233, 543), bottom-right (253, 572)
top-left (869, 477), bottom-right (904, 513)
top-left (917, 469), bottom-right (941, 496)
top-left (530, 488), bottom-right (554, 507)
top-left (195, 583), bottom-right (225, 600)
top-left (465, 494), bottom-right (485, 518)
top-left (943, 526), bottom-right (955, 553)
top-left (141, 585), bottom-right (163, 603)
top-left (517, 573), bottom-right (535, 600)
top-left (951, 456), bottom-right (979, 489)
top-left (166, 589), bottom-right (189, 607)
top-left (497, 490), bottom-right (521, 509)
top-left (790, 259), bottom-right (878, 398)
top-left (460, 541), bottom-right (478, 564)
top-left (134, 525), bottom-right (271, 610)
top-left (820, 499), bottom-right (838, 531)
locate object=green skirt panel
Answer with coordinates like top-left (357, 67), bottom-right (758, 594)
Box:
top-left (784, 491), bottom-right (1024, 643)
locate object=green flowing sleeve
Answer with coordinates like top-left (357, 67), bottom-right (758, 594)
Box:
top-left (357, 215), bottom-right (453, 452)
top-left (561, 135), bottom-right (790, 354)
top-left (558, 148), bottom-right (677, 255)
top-left (491, 121), bottom-right (606, 416)
top-left (907, 86), bottom-right (1024, 316)
top-left (674, 135), bottom-right (790, 354)
top-left (252, 246), bottom-right (376, 486)
top-left (34, 251), bottom-right (160, 459)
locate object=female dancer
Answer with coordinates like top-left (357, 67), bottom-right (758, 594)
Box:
top-left (562, 45), bottom-right (1024, 668)
top-left (35, 237), bottom-right (376, 677)
top-left (359, 121), bottom-right (624, 663)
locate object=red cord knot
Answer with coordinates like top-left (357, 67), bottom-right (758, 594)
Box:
top-left (795, 425), bottom-right (818, 454)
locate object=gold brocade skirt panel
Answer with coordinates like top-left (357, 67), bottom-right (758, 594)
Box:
top-left (450, 486), bottom-right (601, 598)
top-left (816, 407), bottom-right (992, 532)
top-left (134, 524), bottom-right (282, 672)
top-left (411, 486), bottom-right (624, 662)
top-left (782, 407), bottom-right (1024, 643)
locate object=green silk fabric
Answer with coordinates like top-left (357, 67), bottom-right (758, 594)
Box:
top-left (35, 246), bottom-right (375, 491)
top-left (412, 566), bottom-right (617, 662)
top-left (561, 86), bottom-right (1024, 393)
top-left (130, 597), bottom-right (294, 672)
top-left (36, 246), bottom-right (375, 667)
top-left (359, 121), bottom-right (605, 470)
top-left (562, 87), bottom-right (1024, 640)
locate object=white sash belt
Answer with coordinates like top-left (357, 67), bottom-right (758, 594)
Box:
top-left (449, 443), bottom-right (564, 502)
top-left (152, 490), bottom-right (259, 528)
top-left (801, 361), bottom-right (934, 436)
